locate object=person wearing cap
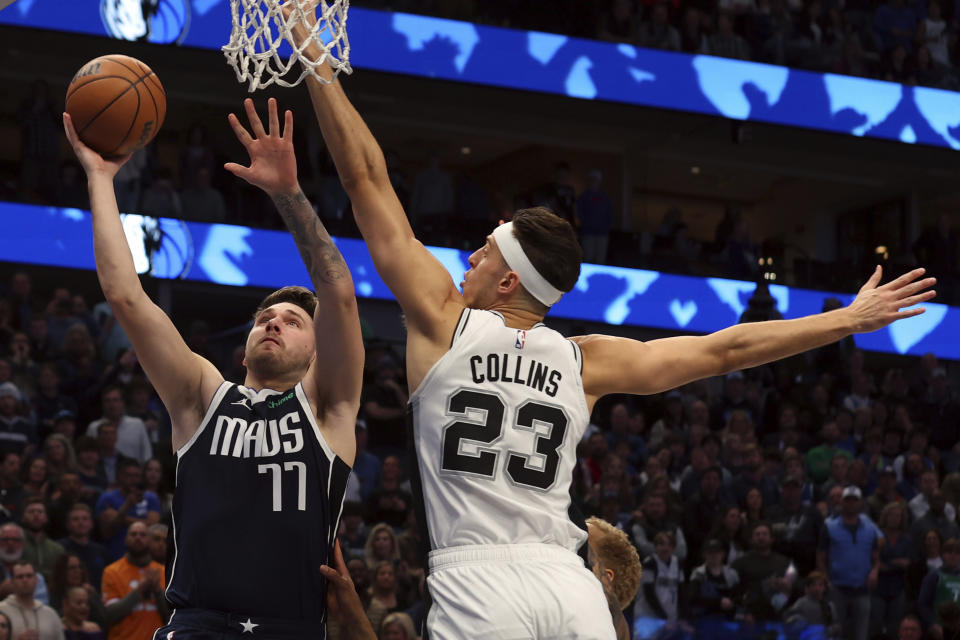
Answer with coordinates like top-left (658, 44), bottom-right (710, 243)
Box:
top-left (767, 474), bottom-right (823, 576)
top-left (868, 465), bottom-right (907, 523)
top-left (817, 485), bottom-right (882, 640)
top-left (687, 538), bottom-right (740, 621)
top-left (919, 538), bottom-right (960, 639)
top-left (0, 383), bottom-right (35, 458)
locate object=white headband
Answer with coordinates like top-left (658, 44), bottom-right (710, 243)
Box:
top-left (492, 222), bottom-right (563, 306)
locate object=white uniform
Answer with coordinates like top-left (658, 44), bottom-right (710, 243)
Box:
top-left (409, 309), bottom-right (615, 639)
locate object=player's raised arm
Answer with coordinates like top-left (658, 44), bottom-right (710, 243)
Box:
top-left (283, 3), bottom-right (463, 340)
top-left (63, 114), bottom-right (223, 451)
top-left (576, 266), bottom-right (936, 400)
top-left (224, 99), bottom-right (363, 452)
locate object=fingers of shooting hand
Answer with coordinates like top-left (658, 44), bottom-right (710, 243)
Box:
top-left (897, 290), bottom-right (937, 309)
top-left (886, 267), bottom-right (927, 291)
top-left (896, 277), bottom-right (937, 299)
top-left (223, 162), bottom-right (252, 183)
top-left (62, 113), bottom-right (77, 142)
top-left (896, 306), bottom-right (927, 320)
top-left (282, 110), bottom-right (294, 142)
top-left (267, 98), bottom-right (281, 137)
top-left (227, 113), bottom-right (254, 148)
top-left (244, 98), bottom-right (267, 139)
top-left (859, 265), bottom-right (882, 293)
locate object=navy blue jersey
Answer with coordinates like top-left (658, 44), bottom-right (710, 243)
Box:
top-left (166, 382), bottom-right (350, 622)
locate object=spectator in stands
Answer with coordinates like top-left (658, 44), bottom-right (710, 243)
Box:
top-left (710, 505), bottom-right (748, 567)
top-left (56, 504), bottom-right (109, 593)
top-left (732, 521), bottom-right (795, 622)
top-left (60, 585), bottom-right (104, 640)
top-left (872, 502), bottom-right (912, 637)
top-left (32, 365), bottom-right (77, 438)
top-left (113, 149), bottom-right (146, 215)
top-left (47, 473), bottom-right (85, 541)
top-left (533, 162), bottom-right (576, 227)
top-left (95, 459), bottom-right (161, 560)
top-left (784, 571), bottom-right (838, 632)
top-left (73, 438), bottom-right (105, 501)
top-left (631, 492), bottom-right (687, 562)
top-left (49, 554), bottom-right (104, 626)
top-left (918, 538), bottom-right (960, 638)
top-left (27, 316), bottom-right (54, 365)
top-left (180, 167), bottom-right (225, 224)
top-left (0, 383), bottom-right (36, 456)
top-left (364, 457), bottom-right (412, 530)
top-left (141, 460), bottom-right (170, 521)
top-left (639, 3), bottom-right (680, 50)
top-left (179, 124), bottom-right (216, 191)
top-left (17, 80), bottom-right (60, 203)
top-left (44, 435), bottom-right (76, 482)
top-left (910, 491), bottom-right (960, 559)
top-left (806, 422), bottom-right (852, 485)
top-left (378, 612), bottom-right (417, 640)
top-left (353, 421), bottom-right (380, 501)
top-left (875, 0), bottom-right (920, 51)
top-left (146, 524), bottom-right (166, 566)
top-left (340, 502), bottom-right (367, 558)
top-left (818, 486), bottom-right (879, 640)
top-left (576, 170), bottom-right (613, 264)
top-left (913, 469), bottom-right (957, 521)
top-left (818, 453), bottom-right (851, 500)
top-left (0, 561), bottom-right (62, 640)
top-left (768, 473), bottom-right (822, 576)
top-left (636, 530), bottom-right (684, 622)
top-left (85, 387), bottom-right (151, 465)
top-left (730, 443), bottom-right (779, 508)
top-left (364, 523), bottom-right (400, 571)
top-left (139, 168), bottom-right (181, 218)
top-left (364, 562), bottom-right (409, 634)
top-left (683, 467), bottom-right (731, 565)
top-left (687, 538), bottom-right (739, 621)
top-left (362, 357), bottom-right (408, 458)
top-left (708, 12), bottom-right (752, 60)
top-left (21, 498), bottom-right (64, 584)
top-left (868, 465), bottom-right (905, 521)
top-left (899, 614), bottom-right (924, 640)
top-left (102, 522), bottom-right (167, 639)
top-left (0, 453), bottom-right (23, 524)
top-left (22, 457), bottom-right (50, 499)
top-left (597, 0), bottom-right (639, 43)
top-left (0, 523), bottom-right (49, 603)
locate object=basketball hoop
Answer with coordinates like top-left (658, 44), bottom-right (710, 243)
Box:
top-left (222, 0), bottom-right (351, 92)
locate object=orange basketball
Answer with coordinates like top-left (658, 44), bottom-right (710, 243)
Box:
top-left (65, 54), bottom-right (166, 157)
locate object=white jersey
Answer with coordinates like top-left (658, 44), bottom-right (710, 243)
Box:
top-left (409, 309), bottom-right (591, 553)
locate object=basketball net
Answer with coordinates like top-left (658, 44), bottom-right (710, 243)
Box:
top-left (222, 0), bottom-right (351, 92)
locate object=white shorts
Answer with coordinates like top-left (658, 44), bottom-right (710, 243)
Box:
top-left (425, 543), bottom-right (617, 640)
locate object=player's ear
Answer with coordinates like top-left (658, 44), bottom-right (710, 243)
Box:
top-left (498, 270), bottom-right (521, 295)
top-left (603, 567), bottom-right (614, 587)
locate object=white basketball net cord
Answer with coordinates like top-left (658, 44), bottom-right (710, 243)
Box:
top-left (222, 0), bottom-right (352, 92)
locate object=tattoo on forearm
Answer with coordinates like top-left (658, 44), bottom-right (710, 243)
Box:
top-left (272, 190), bottom-right (347, 287)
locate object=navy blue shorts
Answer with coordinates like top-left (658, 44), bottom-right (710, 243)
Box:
top-left (153, 609), bottom-right (325, 640)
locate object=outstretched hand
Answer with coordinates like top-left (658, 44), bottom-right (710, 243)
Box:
top-left (224, 98), bottom-right (299, 195)
top-left (319, 540), bottom-right (376, 639)
top-left (847, 266), bottom-right (937, 333)
top-left (62, 113), bottom-right (131, 179)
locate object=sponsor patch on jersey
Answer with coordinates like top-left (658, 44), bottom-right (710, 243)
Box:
top-left (267, 390), bottom-right (295, 409)
top-left (515, 330), bottom-right (526, 350)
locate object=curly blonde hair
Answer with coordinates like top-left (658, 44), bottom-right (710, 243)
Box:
top-left (586, 517), bottom-right (642, 609)
top-left (364, 523), bottom-right (400, 570)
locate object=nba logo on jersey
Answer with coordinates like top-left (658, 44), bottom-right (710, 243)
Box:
top-left (515, 330), bottom-right (526, 350)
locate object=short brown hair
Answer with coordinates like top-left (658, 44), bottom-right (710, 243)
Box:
top-left (587, 517), bottom-right (642, 609)
top-left (253, 286), bottom-right (317, 321)
top-left (511, 207), bottom-right (582, 302)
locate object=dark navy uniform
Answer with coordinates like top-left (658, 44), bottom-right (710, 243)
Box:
top-left (157, 381), bottom-right (350, 639)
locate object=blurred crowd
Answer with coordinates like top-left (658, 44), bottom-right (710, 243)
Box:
top-left (361, 0), bottom-right (960, 89)
top-left (1, 257), bottom-right (960, 639)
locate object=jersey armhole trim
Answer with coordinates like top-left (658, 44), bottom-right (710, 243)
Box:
top-left (450, 308), bottom-right (471, 348)
top-left (294, 383), bottom-right (338, 463)
top-left (569, 340), bottom-right (583, 376)
top-left (176, 381), bottom-right (232, 459)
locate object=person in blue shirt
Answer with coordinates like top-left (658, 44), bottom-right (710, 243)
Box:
top-left (94, 459), bottom-right (160, 560)
top-left (817, 485), bottom-right (882, 640)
